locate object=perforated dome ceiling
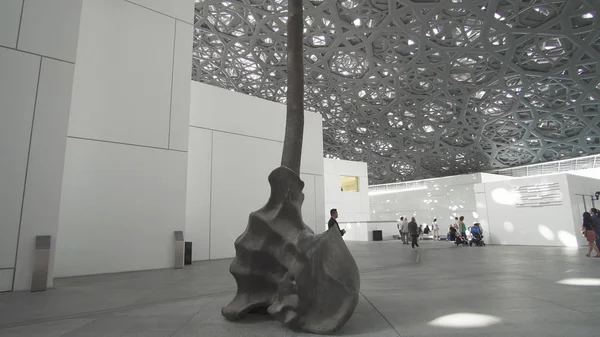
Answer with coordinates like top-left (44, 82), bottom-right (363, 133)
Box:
top-left (192, 0), bottom-right (600, 184)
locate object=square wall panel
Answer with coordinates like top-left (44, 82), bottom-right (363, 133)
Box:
top-left (0, 48), bottom-right (40, 268)
top-left (18, 0), bottom-right (82, 62)
top-left (189, 82), bottom-right (286, 142)
top-left (68, 0), bottom-right (174, 148)
top-left (209, 131), bottom-right (283, 259)
top-left (127, 0), bottom-right (195, 23)
top-left (55, 138), bottom-right (187, 277)
top-left (0, 0), bottom-right (22, 48)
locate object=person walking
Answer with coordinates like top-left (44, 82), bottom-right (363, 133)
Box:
top-left (408, 217), bottom-right (419, 248)
top-left (582, 211), bottom-right (600, 257)
top-left (432, 218), bottom-right (439, 240)
top-left (397, 217), bottom-right (405, 243)
top-left (459, 216), bottom-right (467, 239)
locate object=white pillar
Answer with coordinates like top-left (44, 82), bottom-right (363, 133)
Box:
top-left (0, 0), bottom-right (83, 291)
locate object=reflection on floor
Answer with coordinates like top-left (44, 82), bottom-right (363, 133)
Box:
top-left (1, 241), bottom-right (600, 336)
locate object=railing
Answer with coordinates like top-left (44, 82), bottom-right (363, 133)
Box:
top-left (488, 154), bottom-right (600, 178)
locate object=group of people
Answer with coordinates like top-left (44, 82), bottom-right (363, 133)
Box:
top-left (397, 215), bottom-right (484, 248)
top-left (582, 208), bottom-right (600, 257)
top-left (396, 216), bottom-right (424, 248)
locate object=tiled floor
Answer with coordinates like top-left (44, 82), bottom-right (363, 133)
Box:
top-left (1, 241), bottom-right (600, 336)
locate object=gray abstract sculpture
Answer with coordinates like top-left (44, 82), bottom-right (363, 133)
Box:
top-left (221, 0), bottom-right (360, 334)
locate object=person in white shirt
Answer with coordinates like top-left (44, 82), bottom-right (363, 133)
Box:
top-left (397, 217), bottom-right (405, 243)
top-left (400, 216), bottom-right (409, 245)
top-left (432, 218), bottom-right (440, 240)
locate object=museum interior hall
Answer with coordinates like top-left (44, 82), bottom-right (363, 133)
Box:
top-left (2, 0), bottom-right (600, 336)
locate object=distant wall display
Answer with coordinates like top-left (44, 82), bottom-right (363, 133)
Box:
top-left (515, 182), bottom-right (562, 208)
top-left (340, 176), bottom-right (359, 192)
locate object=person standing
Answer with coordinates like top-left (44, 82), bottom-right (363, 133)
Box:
top-left (408, 217), bottom-right (419, 248)
top-left (401, 216), bottom-right (409, 244)
top-left (453, 217), bottom-right (459, 231)
top-left (582, 211), bottom-right (600, 257)
top-left (328, 208), bottom-right (346, 236)
top-left (432, 218), bottom-right (439, 240)
top-left (459, 216), bottom-right (467, 238)
top-left (591, 208), bottom-right (600, 250)
top-left (398, 217), bottom-right (405, 243)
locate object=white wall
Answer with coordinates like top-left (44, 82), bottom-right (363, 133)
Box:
top-left (185, 82), bottom-right (325, 261)
top-left (323, 159), bottom-right (370, 227)
top-left (55, 0), bottom-right (195, 278)
top-left (475, 174), bottom-right (582, 247)
top-left (0, 0), bottom-right (82, 291)
top-left (370, 174), bottom-right (482, 230)
top-left (564, 174), bottom-right (600, 245)
top-left (567, 167), bottom-right (600, 180)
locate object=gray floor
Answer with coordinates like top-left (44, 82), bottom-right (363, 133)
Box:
top-left (1, 241), bottom-right (600, 337)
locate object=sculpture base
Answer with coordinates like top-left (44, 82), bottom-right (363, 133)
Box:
top-left (222, 166), bottom-right (360, 334)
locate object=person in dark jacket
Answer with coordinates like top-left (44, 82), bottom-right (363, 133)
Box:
top-left (582, 211), bottom-right (600, 257)
top-left (408, 217), bottom-right (419, 248)
top-left (591, 208), bottom-right (600, 250)
top-left (328, 208), bottom-right (346, 236)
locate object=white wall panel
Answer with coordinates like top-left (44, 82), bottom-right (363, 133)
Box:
top-left (55, 138), bottom-right (187, 277)
top-left (127, 0), bottom-right (195, 23)
top-left (370, 173), bottom-right (481, 228)
top-left (475, 192), bottom-right (490, 241)
top-left (13, 59), bottom-right (75, 290)
top-left (0, 48), bottom-right (40, 269)
top-left (323, 159), bottom-right (370, 226)
top-left (482, 174), bottom-right (576, 247)
top-left (209, 132), bottom-right (283, 259)
top-left (69, 0), bottom-right (174, 148)
top-left (300, 112), bottom-right (324, 175)
top-left (314, 175), bottom-right (326, 233)
top-left (0, 269), bottom-right (13, 292)
top-left (189, 82), bottom-right (286, 142)
top-left (18, 0), bottom-right (82, 62)
top-left (169, 21), bottom-right (193, 151)
top-left (187, 81), bottom-right (324, 260)
top-left (564, 174), bottom-right (600, 247)
top-left (185, 128), bottom-right (212, 261)
top-left (0, 0), bottom-right (22, 48)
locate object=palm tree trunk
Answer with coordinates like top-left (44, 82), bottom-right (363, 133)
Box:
top-left (281, 0), bottom-right (304, 175)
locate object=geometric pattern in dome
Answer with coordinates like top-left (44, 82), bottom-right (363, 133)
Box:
top-left (192, 0), bottom-right (600, 184)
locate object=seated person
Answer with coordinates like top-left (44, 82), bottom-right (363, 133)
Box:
top-left (448, 225), bottom-right (457, 240)
top-left (470, 223), bottom-right (483, 238)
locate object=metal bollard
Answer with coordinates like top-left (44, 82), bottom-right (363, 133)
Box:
top-left (174, 231), bottom-right (184, 269)
top-left (31, 235), bottom-right (51, 292)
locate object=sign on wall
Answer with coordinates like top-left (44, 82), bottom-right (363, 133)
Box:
top-left (514, 182), bottom-right (562, 208)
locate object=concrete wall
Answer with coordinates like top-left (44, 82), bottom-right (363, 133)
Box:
top-left (475, 173), bottom-right (584, 247)
top-left (55, 0), bottom-right (195, 278)
top-left (370, 174), bottom-right (482, 229)
top-left (0, 0), bottom-right (82, 291)
top-left (185, 82), bottom-right (325, 260)
top-left (323, 159), bottom-right (370, 228)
